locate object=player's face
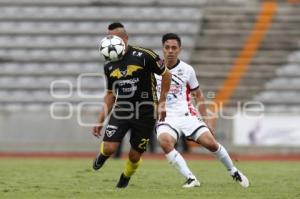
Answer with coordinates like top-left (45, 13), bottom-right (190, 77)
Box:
top-left (163, 39), bottom-right (181, 62)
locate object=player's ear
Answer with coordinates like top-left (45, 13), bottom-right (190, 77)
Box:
top-left (179, 46), bottom-right (182, 52)
top-left (123, 35), bottom-right (129, 45)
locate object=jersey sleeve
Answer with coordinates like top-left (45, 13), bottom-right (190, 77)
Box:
top-left (143, 48), bottom-right (167, 75)
top-left (187, 66), bottom-right (199, 91)
top-left (104, 65), bottom-right (113, 91)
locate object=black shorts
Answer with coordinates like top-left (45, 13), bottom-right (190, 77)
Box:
top-left (103, 114), bottom-right (156, 153)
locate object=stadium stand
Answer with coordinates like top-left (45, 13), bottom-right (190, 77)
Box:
top-left (191, 1), bottom-right (300, 109)
top-left (254, 49), bottom-right (300, 112)
top-left (0, 0), bottom-right (203, 109)
top-left (2, 0), bottom-right (298, 111)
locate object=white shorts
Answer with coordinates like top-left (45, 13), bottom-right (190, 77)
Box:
top-left (156, 115), bottom-right (210, 142)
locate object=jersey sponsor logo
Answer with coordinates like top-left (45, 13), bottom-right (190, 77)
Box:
top-left (166, 95), bottom-right (174, 102)
top-left (166, 85), bottom-right (181, 104)
top-left (132, 51), bottom-right (143, 57)
top-left (117, 78), bottom-right (140, 86)
top-left (116, 78), bottom-right (140, 94)
top-left (110, 65), bottom-right (143, 79)
top-left (169, 85), bottom-right (182, 94)
top-left (121, 86), bottom-right (137, 93)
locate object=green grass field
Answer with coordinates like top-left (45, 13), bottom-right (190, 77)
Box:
top-left (0, 158), bottom-right (299, 199)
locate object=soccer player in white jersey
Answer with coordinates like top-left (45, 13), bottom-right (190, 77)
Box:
top-left (155, 33), bottom-right (249, 188)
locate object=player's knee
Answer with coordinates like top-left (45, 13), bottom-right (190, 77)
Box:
top-left (158, 134), bottom-right (175, 153)
top-left (129, 156), bottom-right (140, 163)
top-left (102, 142), bottom-right (118, 156)
top-left (128, 152), bottom-right (142, 163)
top-left (196, 132), bottom-right (219, 152)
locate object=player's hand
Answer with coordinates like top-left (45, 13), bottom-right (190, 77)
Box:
top-left (159, 110), bottom-right (166, 122)
top-left (92, 123), bottom-right (103, 138)
top-left (158, 100), bottom-right (166, 121)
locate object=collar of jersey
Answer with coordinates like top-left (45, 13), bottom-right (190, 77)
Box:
top-left (166, 59), bottom-right (180, 70)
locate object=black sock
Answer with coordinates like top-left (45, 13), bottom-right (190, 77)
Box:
top-left (96, 154), bottom-right (110, 166)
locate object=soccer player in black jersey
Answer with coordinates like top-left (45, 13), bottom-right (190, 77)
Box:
top-left (92, 22), bottom-right (171, 188)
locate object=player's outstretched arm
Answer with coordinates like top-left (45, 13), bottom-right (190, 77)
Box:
top-left (158, 69), bottom-right (171, 121)
top-left (92, 91), bottom-right (116, 138)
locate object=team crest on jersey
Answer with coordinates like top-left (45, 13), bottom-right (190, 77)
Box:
top-left (110, 65), bottom-right (143, 79)
top-left (177, 69), bottom-right (183, 76)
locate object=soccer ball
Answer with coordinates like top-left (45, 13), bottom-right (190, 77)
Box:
top-left (99, 35), bottom-right (126, 62)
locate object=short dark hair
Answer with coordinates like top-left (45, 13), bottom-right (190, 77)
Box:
top-left (162, 33), bottom-right (181, 47)
top-left (108, 22), bottom-right (124, 30)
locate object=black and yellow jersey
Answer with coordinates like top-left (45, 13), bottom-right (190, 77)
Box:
top-left (104, 45), bottom-right (166, 117)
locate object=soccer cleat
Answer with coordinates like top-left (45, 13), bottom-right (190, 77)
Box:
top-left (232, 170), bottom-right (250, 188)
top-left (182, 178), bottom-right (200, 188)
top-left (92, 154), bottom-right (105, 170)
top-left (116, 173), bottom-right (131, 188)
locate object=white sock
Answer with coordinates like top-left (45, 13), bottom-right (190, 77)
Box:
top-left (165, 149), bottom-right (196, 180)
top-left (213, 143), bottom-right (237, 175)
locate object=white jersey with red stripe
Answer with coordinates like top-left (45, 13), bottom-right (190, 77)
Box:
top-left (155, 60), bottom-right (199, 117)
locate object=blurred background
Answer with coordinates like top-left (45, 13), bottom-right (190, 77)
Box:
top-left (0, 0), bottom-right (299, 157)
